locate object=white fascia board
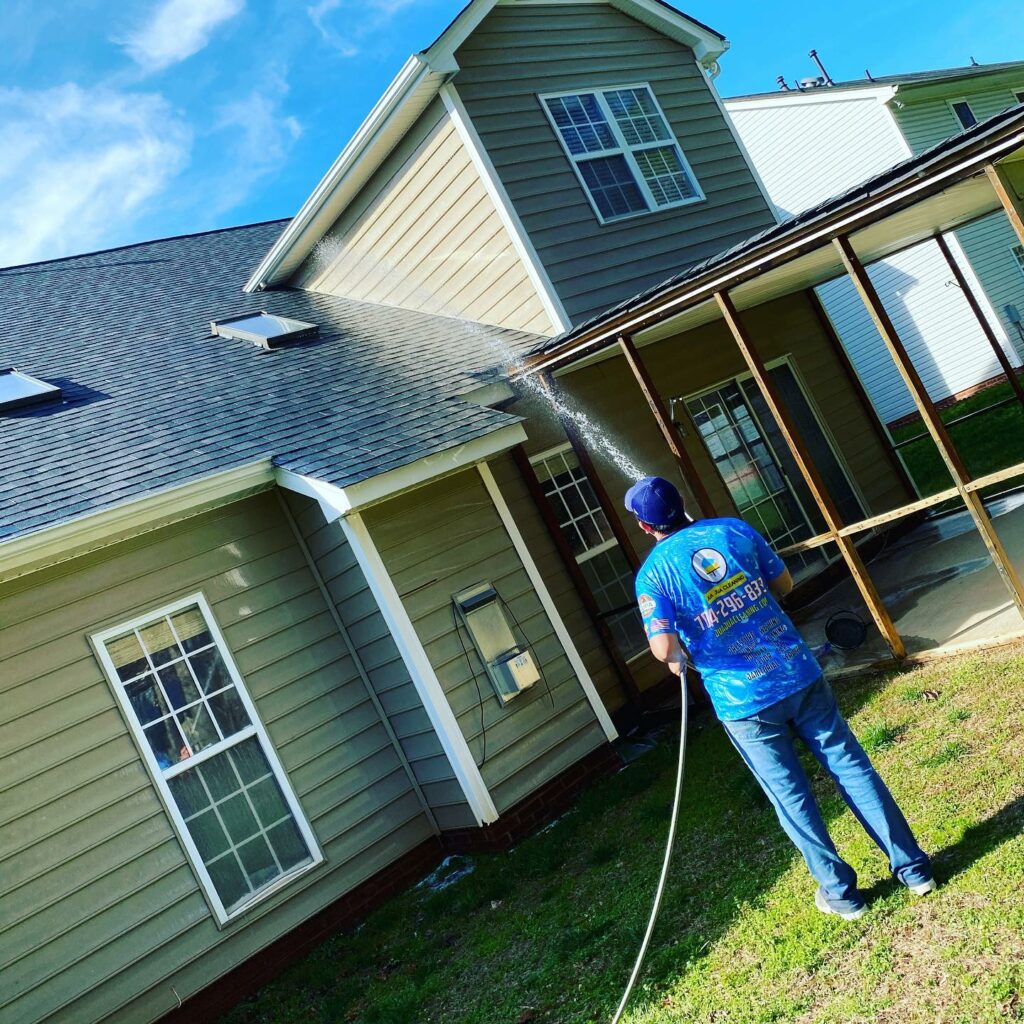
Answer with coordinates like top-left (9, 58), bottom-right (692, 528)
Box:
top-left (0, 460), bottom-right (275, 584)
top-left (724, 85), bottom-right (897, 112)
top-left (608, 0), bottom-right (727, 64)
top-left (440, 83), bottom-right (572, 334)
top-left (340, 511), bottom-right (499, 825)
top-left (455, 378), bottom-right (517, 407)
top-left (244, 55), bottom-right (442, 291)
top-left (276, 422), bottom-right (528, 518)
top-left (477, 462), bottom-right (617, 742)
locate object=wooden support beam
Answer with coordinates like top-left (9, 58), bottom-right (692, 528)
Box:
top-left (986, 162), bottom-right (1024, 247)
top-left (835, 234), bottom-right (1024, 621)
top-left (714, 290), bottom-right (907, 659)
top-left (805, 287), bottom-right (919, 499)
top-left (616, 333), bottom-right (716, 518)
top-left (538, 372), bottom-right (641, 571)
top-left (933, 232), bottom-right (1024, 410)
top-left (511, 445), bottom-right (644, 711)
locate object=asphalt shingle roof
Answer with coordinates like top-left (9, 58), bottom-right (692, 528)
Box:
top-left (1, 221), bottom-right (538, 544)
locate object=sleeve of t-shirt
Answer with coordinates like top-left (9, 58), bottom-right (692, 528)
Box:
top-left (635, 569), bottom-right (677, 639)
top-left (734, 519), bottom-right (786, 582)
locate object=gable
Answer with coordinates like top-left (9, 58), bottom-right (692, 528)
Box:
top-left (292, 98), bottom-right (556, 334)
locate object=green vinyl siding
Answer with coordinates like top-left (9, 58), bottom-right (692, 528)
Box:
top-left (452, 4), bottom-right (776, 324)
top-left (892, 73), bottom-right (1024, 356)
top-left (282, 490), bottom-right (476, 831)
top-left (0, 492), bottom-right (436, 1024)
top-left (362, 463), bottom-right (610, 813)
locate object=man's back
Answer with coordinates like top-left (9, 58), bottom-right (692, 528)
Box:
top-left (635, 517), bottom-right (821, 719)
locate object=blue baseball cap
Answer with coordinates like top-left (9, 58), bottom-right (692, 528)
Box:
top-left (624, 476), bottom-right (686, 527)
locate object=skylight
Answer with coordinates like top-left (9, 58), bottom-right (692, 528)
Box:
top-left (0, 369), bottom-right (62, 412)
top-left (210, 311), bottom-right (318, 349)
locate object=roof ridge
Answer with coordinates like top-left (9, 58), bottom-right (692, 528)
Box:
top-left (0, 218), bottom-right (291, 275)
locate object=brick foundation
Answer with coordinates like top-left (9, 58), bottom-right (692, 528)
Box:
top-left (886, 365), bottom-right (1024, 430)
top-left (440, 742), bottom-right (623, 853)
top-left (155, 742), bottom-right (621, 1024)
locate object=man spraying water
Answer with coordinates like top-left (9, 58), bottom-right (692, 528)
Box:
top-left (625, 476), bottom-right (935, 920)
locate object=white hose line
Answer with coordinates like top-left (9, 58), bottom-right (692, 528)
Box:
top-left (609, 692), bottom-right (689, 1024)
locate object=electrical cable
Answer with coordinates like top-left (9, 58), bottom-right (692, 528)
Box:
top-left (450, 602), bottom-right (488, 767)
top-left (610, 688), bottom-right (689, 1024)
top-left (498, 592), bottom-right (556, 710)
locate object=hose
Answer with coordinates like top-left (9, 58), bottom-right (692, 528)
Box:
top-left (610, 688), bottom-right (689, 1024)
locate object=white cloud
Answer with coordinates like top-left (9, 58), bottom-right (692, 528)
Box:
top-left (307, 0), bottom-right (419, 57)
top-left (207, 81), bottom-right (302, 213)
top-left (117, 0), bottom-right (245, 72)
top-left (0, 83), bottom-right (191, 266)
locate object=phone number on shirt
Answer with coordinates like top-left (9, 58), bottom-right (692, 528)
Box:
top-left (692, 576), bottom-right (767, 631)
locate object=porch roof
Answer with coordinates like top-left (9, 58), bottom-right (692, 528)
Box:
top-left (524, 103), bottom-right (1024, 373)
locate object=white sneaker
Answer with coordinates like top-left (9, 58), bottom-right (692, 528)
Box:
top-left (815, 888), bottom-right (867, 921)
top-left (907, 877), bottom-right (937, 895)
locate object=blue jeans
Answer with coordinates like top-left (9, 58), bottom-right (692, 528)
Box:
top-left (723, 676), bottom-right (932, 912)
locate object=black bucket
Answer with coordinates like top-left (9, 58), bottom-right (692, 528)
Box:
top-left (824, 610), bottom-right (868, 651)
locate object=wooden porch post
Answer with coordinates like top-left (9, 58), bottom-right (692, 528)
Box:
top-left (933, 232), bottom-right (1024, 409)
top-left (834, 234), bottom-right (1024, 620)
top-left (805, 288), bottom-right (919, 498)
top-left (511, 445), bottom-right (644, 711)
top-left (538, 371), bottom-right (641, 571)
top-left (985, 162), bottom-right (1024, 246)
top-left (616, 333), bottom-right (716, 518)
top-left (714, 290), bottom-right (907, 659)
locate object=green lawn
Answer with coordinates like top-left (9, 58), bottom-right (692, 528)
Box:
top-left (892, 381), bottom-right (1024, 496)
top-left (225, 646), bottom-right (1024, 1024)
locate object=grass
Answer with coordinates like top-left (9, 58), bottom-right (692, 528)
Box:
top-left (225, 645), bottom-right (1024, 1024)
top-left (891, 380), bottom-right (1024, 497)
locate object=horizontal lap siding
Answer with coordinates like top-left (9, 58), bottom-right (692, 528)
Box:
top-left (453, 5), bottom-right (776, 324)
top-left (0, 493), bottom-right (434, 1024)
top-left (281, 491), bottom-right (475, 831)
top-left (362, 467), bottom-right (608, 813)
top-left (895, 79), bottom-right (1024, 353)
top-left (292, 99), bottom-right (552, 334)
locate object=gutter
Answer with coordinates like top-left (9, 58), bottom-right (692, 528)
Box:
top-left (243, 55), bottom-right (437, 293)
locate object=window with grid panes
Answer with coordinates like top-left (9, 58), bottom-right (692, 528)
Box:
top-left (1012, 243), bottom-right (1024, 280)
top-left (541, 85), bottom-right (703, 222)
top-left (531, 446), bottom-right (647, 658)
top-left (93, 595), bottom-right (320, 922)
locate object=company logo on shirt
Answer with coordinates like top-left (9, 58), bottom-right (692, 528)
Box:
top-left (638, 594), bottom-right (656, 618)
top-left (691, 548), bottom-right (728, 584)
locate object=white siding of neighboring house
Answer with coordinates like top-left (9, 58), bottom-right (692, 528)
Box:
top-left (726, 90), bottom-right (1021, 424)
top-left (892, 79), bottom-right (1024, 352)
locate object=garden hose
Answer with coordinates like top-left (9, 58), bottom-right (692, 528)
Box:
top-left (610, 689), bottom-right (689, 1024)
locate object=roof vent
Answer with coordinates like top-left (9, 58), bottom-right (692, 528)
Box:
top-left (210, 312), bottom-right (318, 349)
top-left (0, 368), bottom-right (62, 412)
top-left (799, 76), bottom-right (827, 90)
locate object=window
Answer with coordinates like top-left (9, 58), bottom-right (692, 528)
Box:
top-left (531, 446), bottom-right (647, 658)
top-left (1014, 92), bottom-right (1024, 106)
top-left (210, 312), bottom-right (318, 349)
top-left (950, 100), bottom-right (978, 129)
top-left (92, 594), bottom-right (321, 923)
top-left (541, 84), bottom-right (704, 223)
top-left (1013, 243), bottom-right (1024, 279)
top-left (0, 368), bottom-right (61, 411)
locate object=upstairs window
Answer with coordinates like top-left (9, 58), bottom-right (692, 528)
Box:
top-left (92, 594), bottom-right (322, 923)
top-left (541, 84), bottom-right (704, 224)
top-left (1015, 91), bottom-right (1024, 105)
top-left (1012, 243), bottom-right (1024, 280)
top-left (950, 100), bottom-right (978, 129)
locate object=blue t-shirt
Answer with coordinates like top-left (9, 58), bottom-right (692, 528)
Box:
top-left (634, 517), bottom-right (821, 720)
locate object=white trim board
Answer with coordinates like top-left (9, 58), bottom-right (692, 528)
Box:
top-left (440, 83), bottom-right (572, 334)
top-left (477, 461), bottom-right (618, 742)
top-left (339, 512), bottom-right (500, 825)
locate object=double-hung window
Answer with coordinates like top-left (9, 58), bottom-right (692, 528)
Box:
top-left (541, 84), bottom-right (704, 223)
top-left (1012, 243), bottom-right (1024, 280)
top-left (950, 99), bottom-right (978, 129)
top-left (92, 594), bottom-right (321, 924)
top-left (531, 445), bottom-right (647, 659)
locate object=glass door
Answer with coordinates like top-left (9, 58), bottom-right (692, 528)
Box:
top-left (683, 362), bottom-right (863, 580)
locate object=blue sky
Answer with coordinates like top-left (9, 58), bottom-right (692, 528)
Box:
top-left (2, 0), bottom-right (1022, 266)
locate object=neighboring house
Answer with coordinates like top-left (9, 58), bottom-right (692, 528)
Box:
top-left (6, 4), bottom-right (1022, 1024)
top-left (725, 62), bottom-right (1024, 425)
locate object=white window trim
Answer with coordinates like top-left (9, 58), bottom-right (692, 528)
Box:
top-left (948, 97), bottom-right (978, 130)
top-left (1012, 242), bottom-right (1024, 281)
top-left (539, 81), bottom-right (706, 226)
top-left (90, 592), bottom-right (324, 927)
